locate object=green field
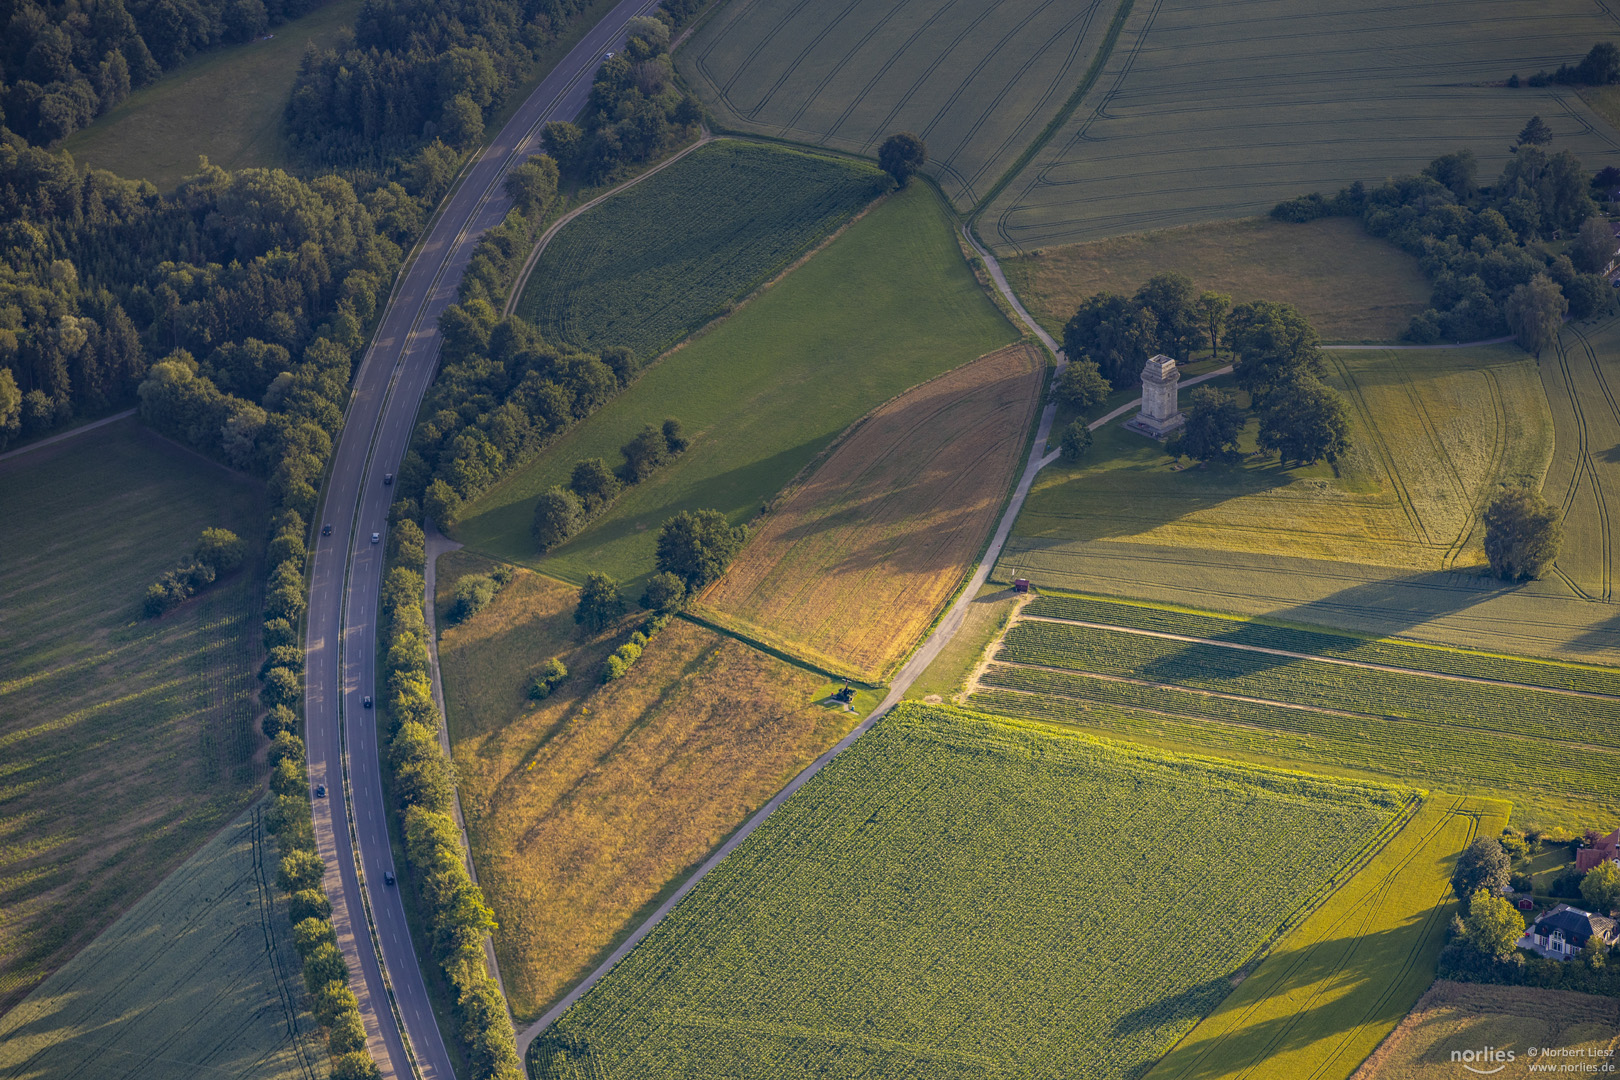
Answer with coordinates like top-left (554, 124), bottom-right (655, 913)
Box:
top-left (61, 0), bottom-right (361, 189)
top-left (0, 804), bottom-right (324, 1080)
top-left (452, 181), bottom-right (1017, 587)
top-left (985, 337), bottom-right (1620, 662)
top-left (0, 420), bottom-right (265, 1013)
top-left (969, 594), bottom-right (1620, 824)
top-left (1013, 345), bottom-right (1551, 571)
top-left (515, 140), bottom-right (886, 361)
top-left (677, 0), bottom-right (1120, 210)
top-left (981, 0), bottom-right (1620, 251)
top-left (538, 704), bottom-right (1408, 1079)
top-left (1147, 795), bottom-right (1510, 1080)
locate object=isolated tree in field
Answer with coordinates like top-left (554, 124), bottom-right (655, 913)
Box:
top-left (1460, 889), bottom-right (1524, 959)
top-left (450, 575), bottom-right (497, 623)
top-left (195, 527), bottom-right (246, 574)
top-left (1483, 486), bottom-right (1563, 580)
top-left (1198, 291), bottom-right (1232, 359)
top-left (662, 417), bottom-right (688, 453)
top-left (1573, 215), bottom-right (1617, 274)
top-left (574, 572), bottom-right (625, 632)
top-left (1519, 115), bottom-right (1554, 147)
top-left (656, 509), bottom-right (745, 589)
top-left (1178, 387), bottom-right (1245, 461)
top-left (1582, 859), bottom-right (1620, 912)
top-left (1505, 274), bottom-right (1567, 357)
top-left (640, 570), bottom-right (687, 615)
top-left (1055, 359), bottom-right (1109, 411)
top-left (879, 132), bottom-right (927, 188)
top-left (1452, 836), bottom-right (1511, 902)
top-left (504, 154), bottom-right (560, 217)
top-left (1059, 420), bottom-right (1092, 462)
top-left (1227, 300), bottom-right (1323, 399)
top-left (569, 458), bottom-right (621, 513)
top-left (619, 424), bottom-right (669, 482)
top-left (1256, 376), bottom-right (1349, 466)
top-left (531, 487), bottom-right (583, 552)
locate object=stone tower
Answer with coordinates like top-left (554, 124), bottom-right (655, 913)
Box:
top-left (1126, 354), bottom-right (1184, 439)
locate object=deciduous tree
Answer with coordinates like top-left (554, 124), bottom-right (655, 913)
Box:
top-left (1177, 386), bottom-right (1244, 461)
top-left (1058, 420), bottom-right (1091, 462)
top-left (1256, 375), bottom-right (1349, 465)
top-left (575, 572), bottom-right (625, 631)
top-left (879, 132), bottom-right (927, 188)
top-left (656, 509), bottom-right (744, 589)
top-left (1054, 359), bottom-right (1109, 411)
top-left (1483, 486), bottom-right (1563, 580)
top-left (1461, 889), bottom-right (1524, 959)
top-left (1453, 837), bottom-right (1512, 902)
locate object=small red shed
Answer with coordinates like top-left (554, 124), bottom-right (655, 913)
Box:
top-left (1014, 578), bottom-right (1030, 594)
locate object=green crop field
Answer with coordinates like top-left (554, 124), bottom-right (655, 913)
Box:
top-left (969, 597), bottom-right (1620, 823)
top-left (515, 140), bottom-right (886, 362)
top-left (1023, 594), bottom-right (1620, 694)
top-left (1147, 795), bottom-right (1510, 1080)
top-left (452, 181), bottom-right (1016, 588)
top-left (0, 804), bottom-right (325, 1080)
top-left (536, 704), bottom-right (1409, 1080)
top-left (0, 420), bottom-right (265, 1013)
top-left (61, 0), bottom-right (361, 189)
top-left (981, 0), bottom-right (1620, 252)
top-left (995, 620), bottom-right (1620, 749)
top-left (676, 0), bottom-right (1121, 211)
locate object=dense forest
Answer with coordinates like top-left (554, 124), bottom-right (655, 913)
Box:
top-left (1, 0), bottom-right (330, 144)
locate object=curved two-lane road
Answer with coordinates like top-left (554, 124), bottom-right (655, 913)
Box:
top-left (302, 3), bottom-right (660, 1076)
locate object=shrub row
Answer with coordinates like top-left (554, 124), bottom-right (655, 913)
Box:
top-left (143, 526), bottom-right (246, 616)
top-left (379, 511), bottom-right (523, 1080)
top-left (264, 731), bottom-right (383, 1080)
top-left (531, 419), bottom-right (687, 551)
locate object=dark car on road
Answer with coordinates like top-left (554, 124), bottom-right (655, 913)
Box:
top-left (315, 784), bottom-right (326, 797)
top-left (322, 523), bottom-right (332, 536)
top-left (362, 695), bottom-right (373, 708)
top-left (383, 871), bottom-right (396, 886)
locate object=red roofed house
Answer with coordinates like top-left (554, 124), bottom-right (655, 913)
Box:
top-left (1577, 827), bottom-right (1620, 872)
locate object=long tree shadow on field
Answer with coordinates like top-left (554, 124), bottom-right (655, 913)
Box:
top-left (1134, 918), bottom-right (1443, 1080)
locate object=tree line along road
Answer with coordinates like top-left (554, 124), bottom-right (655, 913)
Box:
top-left (300, 2), bottom-right (663, 1076)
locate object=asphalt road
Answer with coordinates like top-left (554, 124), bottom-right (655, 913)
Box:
top-left (301, 3), bottom-right (661, 1076)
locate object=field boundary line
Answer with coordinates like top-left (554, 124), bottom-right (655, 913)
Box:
top-left (0, 407), bottom-right (136, 462)
top-left (1016, 613), bottom-right (1620, 700)
top-left (502, 131), bottom-right (717, 319)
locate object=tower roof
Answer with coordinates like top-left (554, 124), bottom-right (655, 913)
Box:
top-left (1141, 354), bottom-right (1178, 380)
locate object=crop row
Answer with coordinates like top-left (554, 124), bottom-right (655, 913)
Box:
top-left (1024, 595), bottom-right (1620, 696)
top-left (541, 705), bottom-right (1399, 1079)
top-left (997, 621), bottom-right (1620, 750)
top-left (521, 141), bottom-right (884, 362)
top-left (973, 667), bottom-right (1620, 803)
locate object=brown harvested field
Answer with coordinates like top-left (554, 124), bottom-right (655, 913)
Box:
top-left (694, 343), bottom-right (1045, 682)
top-left (1353, 980), bottom-right (1620, 1080)
top-left (1001, 216), bottom-right (1432, 344)
top-left (433, 557), bottom-right (858, 1022)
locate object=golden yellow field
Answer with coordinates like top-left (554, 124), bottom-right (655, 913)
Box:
top-left (1001, 217), bottom-right (1433, 345)
top-left (694, 343), bottom-right (1045, 681)
top-left (434, 561), bottom-right (857, 1022)
top-left (1352, 981), bottom-right (1620, 1080)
